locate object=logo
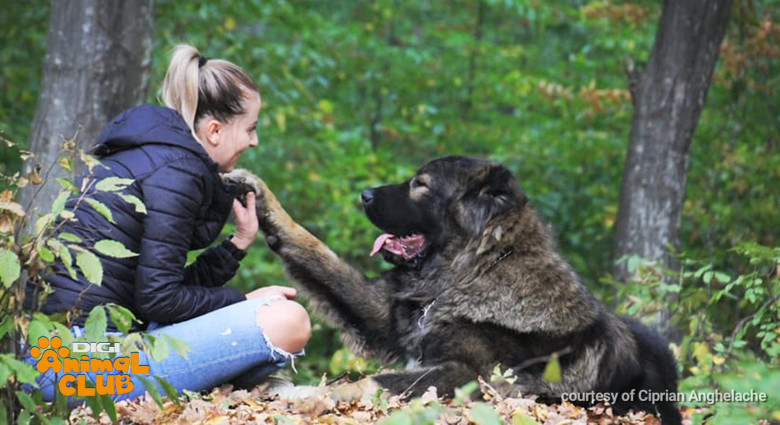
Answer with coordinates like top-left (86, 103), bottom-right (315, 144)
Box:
top-left (30, 336), bottom-right (149, 397)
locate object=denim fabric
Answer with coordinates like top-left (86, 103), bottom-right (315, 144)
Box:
top-left (26, 298), bottom-right (296, 406)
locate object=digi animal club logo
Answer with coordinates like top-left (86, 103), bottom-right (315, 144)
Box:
top-left (30, 336), bottom-right (149, 397)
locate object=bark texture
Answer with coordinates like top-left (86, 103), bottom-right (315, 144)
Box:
top-left (614, 0), bottom-right (733, 288)
top-left (22, 0), bottom-right (154, 214)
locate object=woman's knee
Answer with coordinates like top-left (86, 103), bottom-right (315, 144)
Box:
top-left (255, 299), bottom-right (311, 354)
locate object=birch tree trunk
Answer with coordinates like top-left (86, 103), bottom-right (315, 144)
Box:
top-left (614, 0), bottom-right (732, 332)
top-left (21, 0), bottom-right (154, 216)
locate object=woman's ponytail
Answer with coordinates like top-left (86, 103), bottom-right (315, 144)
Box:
top-left (161, 44), bottom-right (259, 141)
top-left (162, 45), bottom-right (204, 134)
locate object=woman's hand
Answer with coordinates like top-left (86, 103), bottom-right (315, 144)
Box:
top-left (231, 192), bottom-right (258, 251)
top-left (246, 285), bottom-right (297, 300)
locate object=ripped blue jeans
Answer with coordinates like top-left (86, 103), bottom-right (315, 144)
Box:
top-left (27, 297), bottom-right (299, 406)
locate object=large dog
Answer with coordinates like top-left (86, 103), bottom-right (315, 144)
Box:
top-left (226, 156), bottom-right (681, 424)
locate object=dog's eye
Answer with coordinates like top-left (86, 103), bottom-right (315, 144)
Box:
top-left (410, 177), bottom-right (428, 189)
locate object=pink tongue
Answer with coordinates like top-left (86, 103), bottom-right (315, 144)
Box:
top-left (370, 233), bottom-right (395, 257)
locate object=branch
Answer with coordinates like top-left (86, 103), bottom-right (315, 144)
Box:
top-left (725, 293), bottom-right (780, 359)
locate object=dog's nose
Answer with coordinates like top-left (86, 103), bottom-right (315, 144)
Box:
top-left (361, 189), bottom-right (375, 206)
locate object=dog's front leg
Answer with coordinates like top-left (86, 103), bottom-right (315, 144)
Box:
top-left (307, 362), bottom-right (477, 402)
top-left (369, 361), bottom-right (479, 398)
top-left (223, 170), bottom-right (397, 357)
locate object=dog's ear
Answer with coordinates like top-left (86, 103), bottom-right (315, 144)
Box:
top-left (479, 164), bottom-right (512, 197)
top-left (478, 162), bottom-right (526, 206)
top-left (460, 163), bottom-right (526, 235)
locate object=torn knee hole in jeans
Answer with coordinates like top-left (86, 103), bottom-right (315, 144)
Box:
top-left (254, 295), bottom-right (303, 372)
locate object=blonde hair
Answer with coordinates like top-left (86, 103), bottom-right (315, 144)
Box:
top-left (162, 44), bottom-right (259, 137)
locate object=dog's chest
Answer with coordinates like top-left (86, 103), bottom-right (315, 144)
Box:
top-left (392, 297), bottom-right (438, 361)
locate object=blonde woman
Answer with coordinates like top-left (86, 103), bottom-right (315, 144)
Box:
top-left (26, 44), bottom-right (310, 404)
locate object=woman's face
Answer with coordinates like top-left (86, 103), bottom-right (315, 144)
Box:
top-left (201, 92), bottom-right (262, 173)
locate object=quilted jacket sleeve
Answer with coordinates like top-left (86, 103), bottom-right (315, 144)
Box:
top-left (183, 239), bottom-right (246, 288)
top-left (134, 159), bottom-right (245, 323)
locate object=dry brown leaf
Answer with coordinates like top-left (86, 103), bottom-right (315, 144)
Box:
top-left (203, 415), bottom-right (231, 425)
top-left (420, 386), bottom-right (438, 405)
top-left (291, 394), bottom-right (336, 417)
top-left (0, 201), bottom-right (25, 217)
top-left (0, 215), bottom-right (15, 234)
top-left (349, 410), bottom-right (375, 423)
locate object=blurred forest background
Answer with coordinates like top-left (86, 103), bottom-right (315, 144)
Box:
top-left (1, 0), bottom-right (779, 422)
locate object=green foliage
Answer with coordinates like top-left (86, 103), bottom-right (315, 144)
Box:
top-left (705, 360), bottom-right (780, 425)
top-left (0, 248), bottom-right (20, 287)
top-left (93, 240), bottom-right (138, 259)
top-left (612, 243), bottom-right (780, 423)
top-left (378, 398), bottom-right (445, 425)
top-left (0, 145), bottom-right (190, 423)
top-left (0, 3), bottom-right (48, 177)
top-left (468, 403), bottom-right (506, 425)
top-left (541, 354), bottom-right (562, 384)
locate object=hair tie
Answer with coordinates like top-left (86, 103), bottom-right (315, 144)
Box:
top-left (198, 56), bottom-right (209, 68)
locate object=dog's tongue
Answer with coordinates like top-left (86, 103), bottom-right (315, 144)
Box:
top-left (370, 233), bottom-right (427, 259)
top-left (370, 234), bottom-right (395, 257)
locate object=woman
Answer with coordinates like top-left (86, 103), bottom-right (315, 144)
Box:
top-left (26, 44), bottom-right (311, 403)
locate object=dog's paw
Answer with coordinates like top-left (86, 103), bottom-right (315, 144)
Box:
top-left (271, 383), bottom-right (328, 401)
top-left (223, 168), bottom-right (263, 207)
top-left (270, 379), bottom-right (382, 403)
top-left (222, 168), bottom-right (277, 223)
top-left (327, 378), bottom-right (382, 402)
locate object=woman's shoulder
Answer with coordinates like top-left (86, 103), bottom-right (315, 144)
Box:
top-left (96, 104), bottom-right (214, 168)
top-left (130, 145), bottom-right (214, 179)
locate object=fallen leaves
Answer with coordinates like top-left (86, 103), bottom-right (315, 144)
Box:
top-left (67, 380), bottom-right (676, 425)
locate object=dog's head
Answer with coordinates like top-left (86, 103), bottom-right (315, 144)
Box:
top-left (362, 156), bottom-right (526, 269)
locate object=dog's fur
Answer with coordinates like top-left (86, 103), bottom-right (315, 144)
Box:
top-left (226, 156), bottom-right (681, 424)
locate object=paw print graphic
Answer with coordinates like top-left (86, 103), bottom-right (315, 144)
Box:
top-left (29, 336), bottom-right (69, 373)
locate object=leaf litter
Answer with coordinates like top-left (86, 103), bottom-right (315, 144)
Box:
top-left (67, 378), bottom-right (682, 425)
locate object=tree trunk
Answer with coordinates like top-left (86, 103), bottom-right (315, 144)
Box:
top-left (614, 0), bottom-right (732, 332)
top-left (21, 0), bottom-right (154, 217)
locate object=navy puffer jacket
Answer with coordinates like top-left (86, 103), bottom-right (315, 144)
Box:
top-left (31, 105), bottom-right (246, 329)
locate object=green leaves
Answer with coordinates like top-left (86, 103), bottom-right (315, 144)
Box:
top-left (137, 375), bottom-right (165, 409)
top-left (84, 198), bottom-right (115, 224)
top-left (512, 413), bottom-right (540, 425)
top-left (50, 191), bottom-right (69, 216)
top-left (0, 248), bottom-right (20, 288)
top-left (121, 333), bottom-right (145, 356)
top-left (468, 403), bottom-right (505, 425)
top-left (94, 240), bottom-right (137, 259)
top-left (107, 304), bottom-right (138, 335)
top-left (84, 305), bottom-right (107, 344)
top-left (82, 391), bottom-right (118, 423)
top-left (27, 318), bottom-right (50, 348)
top-left (542, 354), bottom-right (562, 384)
top-left (156, 376), bottom-right (182, 407)
top-left (118, 193), bottom-right (147, 214)
top-left (0, 355), bottom-right (39, 387)
top-left (95, 177), bottom-right (134, 192)
top-left (150, 334), bottom-right (169, 360)
top-left (158, 333), bottom-right (191, 359)
top-left (76, 250), bottom-right (102, 285)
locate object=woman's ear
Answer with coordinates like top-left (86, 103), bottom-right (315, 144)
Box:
top-left (199, 118), bottom-right (223, 147)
